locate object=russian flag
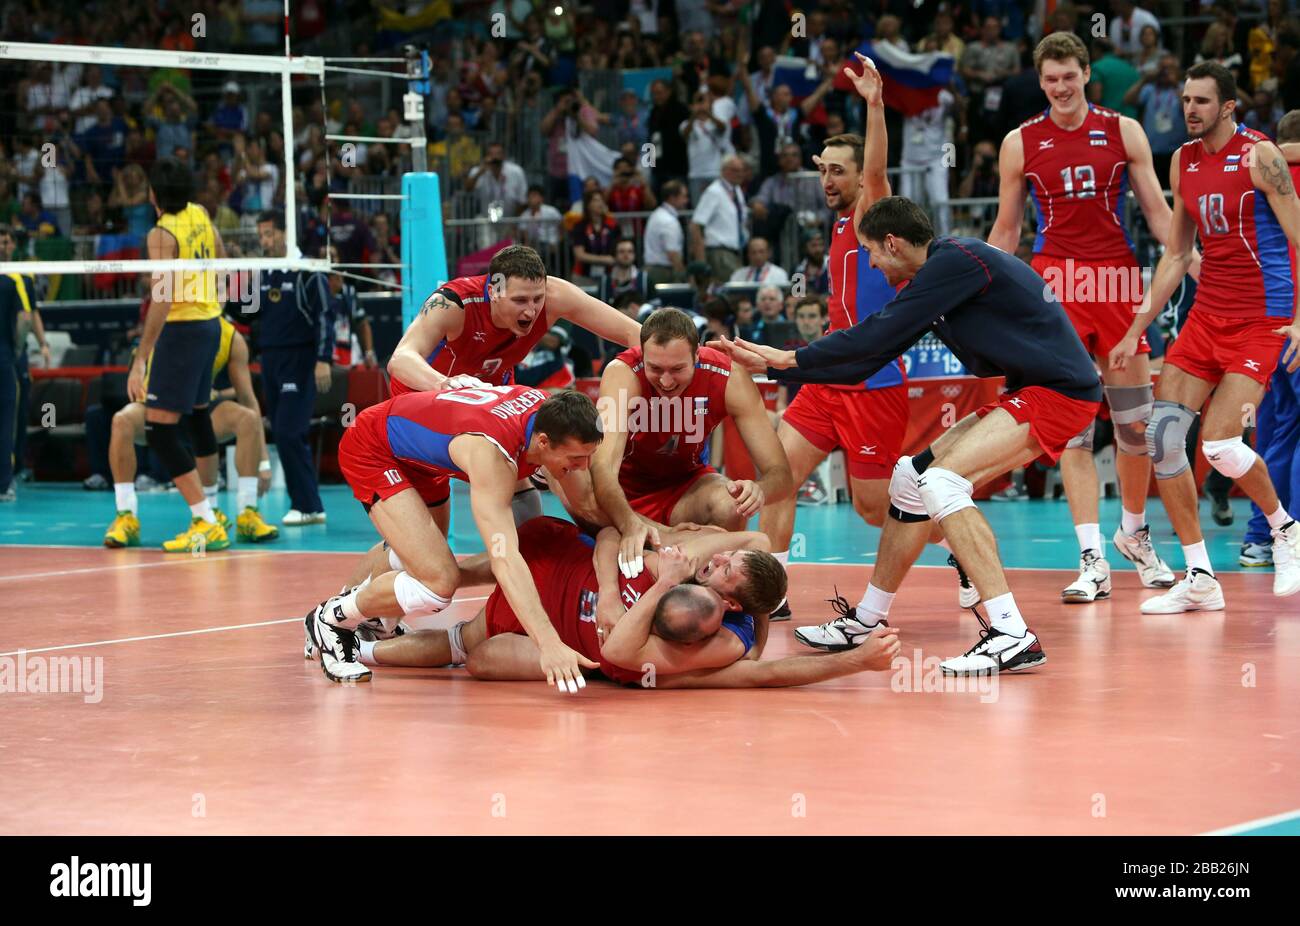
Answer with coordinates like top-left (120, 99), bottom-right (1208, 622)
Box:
top-left (771, 57), bottom-right (825, 101)
top-left (93, 232), bottom-right (141, 292)
top-left (834, 42), bottom-right (955, 117)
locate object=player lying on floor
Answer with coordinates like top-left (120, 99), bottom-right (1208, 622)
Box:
top-left (352, 516), bottom-right (900, 689)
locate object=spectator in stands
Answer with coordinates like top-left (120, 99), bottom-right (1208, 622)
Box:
top-left (69, 64), bottom-right (114, 136)
top-left (701, 296), bottom-right (735, 341)
top-left (0, 178), bottom-right (17, 229)
top-left (1278, 30), bottom-right (1300, 112)
top-left (570, 190), bottom-right (619, 282)
top-left (775, 294), bottom-right (829, 415)
top-left (750, 143), bottom-right (823, 248)
top-left (729, 236), bottom-right (790, 287)
top-left (74, 189), bottom-right (114, 236)
top-left (465, 141), bottom-right (528, 219)
top-left (1248, 0), bottom-right (1292, 92)
top-left (327, 247), bottom-right (377, 370)
top-left (901, 86), bottom-right (957, 234)
top-left (519, 184), bottom-right (564, 251)
top-left (1196, 21), bottom-right (1245, 88)
top-left (957, 140), bottom-right (1000, 199)
top-left (1109, 0), bottom-right (1162, 63)
top-left (209, 81), bottom-right (249, 148)
top-left (613, 89), bottom-right (650, 152)
top-left (751, 284), bottom-right (791, 348)
top-left (145, 83), bottom-right (197, 164)
top-left (733, 294), bottom-right (758, 340)
top-left (1246, 87), bottom-right (1285, 138)
top-left (233, 136), bottom-right (279, 215)
top-left (676, 29), bottom-right (729, 98)
top-left (643, 178), bottom-right (689, 287)
top-left (514, 12), bottom-right (554, 76)
top-left (746, 46), bottom-right (779, 114)
top-left (541, 87), bottom-right (580, 203)
top-left (327, 200), bottom-right (375, 271)
top-left (196, 176), bottom-right (241, 236)
top-left (600, 237), bottom-right (647, 304)
top-left (648, 79), bottom-right (691, 193)
top-left (1134, 25), bottom-right (1170, 77)
top-left (739, 49), bottom-right (812, 181)
top-left (79, 100), bottom-right (128, 184)
top-left (683, 85), bottom-right (733, 204)
top-left (242, 0), bottom-right (284, 49)
top-left (17, 192), bottom-right (60, 239)
top-left (370, 213), bottom-right (401, 288)
top-left (792, 229), bottom-right (829, 295)
top-left (1124, 54), bottom-right (1187, 188)
top-left (961, 16), bottom-right (1019, 143)
top-left (109, 163), bottom-right (154, 238)
top-left (689, 155), bottom-right (749, 282)
top-left (687, 260), bottom-right (721, 311)
top-left (606, 157), bottom-right (657, 214)
top-left (921, 10), bottom-right (965, 59)
top-left (1088, 38), bottom-right (1140, 119)
top-left (434, 112), bottom-right (481, 187)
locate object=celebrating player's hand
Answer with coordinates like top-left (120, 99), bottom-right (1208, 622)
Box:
top-left (654, 544), bottom-right (698, 586)
top-left (727, 479), bottom-right (765, 519)
top-left (706, 336), bottom-right (796, 375)
top-left (442, 373), bottom-right (492, 391)
top-left (618, 519), bottom-right (660, 578)
top-left (1108, 333), bottom-right (1141, 373)
top-left (539, 638), bottom-right (598, 694)
top-left (1276, 322), bottom-right (1300, 373)
top-left (845, 625), bottom-right (902, 671)
top-left (127, 357), bottom-right (148, 403)
top-left (314, 361), bottom-right (333, 393)
top-left (843, 52), bottom-right (882, 107)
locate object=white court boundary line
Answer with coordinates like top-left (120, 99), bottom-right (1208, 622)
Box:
top-left (0, 550), bottom-right (282, 582)
top-left (1202, 808), bottom-right (1300, 835)
top-left (0, 596), bottom-right (490, 657)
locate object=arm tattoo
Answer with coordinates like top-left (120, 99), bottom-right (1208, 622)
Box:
top-left (1263, 155), bottom-right (1295, 197)
top-left (419, 292), bottom-right (449, 316)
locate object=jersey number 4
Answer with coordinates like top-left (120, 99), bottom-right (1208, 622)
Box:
top-left (1197, 193), bottom-right (1230, 236)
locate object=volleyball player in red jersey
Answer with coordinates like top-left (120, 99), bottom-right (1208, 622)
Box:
top-left (355, 518), bottom-right (900, 687)
top-left (591, 308), bottom-right (792, 577)
top-left (990, 32), bottom-right (1186, 603)
top-left (306, 385), bottom-right (606, 688)
top-left (385, 244), bottom-right (642, 530)
top-left (1112, 62), bottom-right (1300, 611)
top-left (755, 55), bottom-right (971, 633)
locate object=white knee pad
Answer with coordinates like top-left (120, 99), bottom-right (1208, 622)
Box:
top-left (888, 455), bottom-right (929, 520)
top-left (392, 571), bottom-right (452, 618)
top-left (1202, 436), bottom-right (1257, 480)
top-left (388, 547), bottom-right (404, 572)
top-left (918, 467), bottom-right (975, 523)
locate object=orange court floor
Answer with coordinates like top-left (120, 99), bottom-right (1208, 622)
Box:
top-left (2, 540), bottom-right (1297, 836)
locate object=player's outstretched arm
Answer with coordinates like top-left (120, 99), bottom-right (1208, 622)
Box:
top-left (987, 129), bottom-right (1026, 254)
top-left (591, 359), bottom-right (659, 572)
top-left (847, 53), bottom-right (891, 241)
top-left (545, 276), bottom-right (641, 348)
top-left (386, 290), bottom-right (466, 392)
top-left (653, 626), bottom-right (902, 689)
top-left (593, 526), bottom-right (628, 637)
top-left (724, 370), bottom-right (794, 514)
top-left (1111, 148), bottom-right (1195, 372)
top-left (458, 438), bottom-right (598, 693)
top-left (599, 546), bottom-right (746, 674)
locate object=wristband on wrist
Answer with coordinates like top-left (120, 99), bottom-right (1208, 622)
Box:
top-left (258, 459), bottom-right (272, 473)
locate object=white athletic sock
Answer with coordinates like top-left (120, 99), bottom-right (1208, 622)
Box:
top-left (237, 476), bottom-right (259, 512)
top-left (984, 592), bottom-right (1028, 636)
top-left (1075, 522), bottom-right (1102, 556)
top-left (448, 620), bottom-right (469, 665)
top-left (203, 483), bottom-right (218, 505)
top-left (774, 549), bottom-right (790, 567)
top-left (1264, 504), bottom-right (1292, 530)
top-left (1182, 541), bottom-right (1213, 575)
top-left (358, 638), bottom-right (379, 666)
top-left (114, 482), bottom-right (137, 516)
top-left (190, 499), bottom-right (216, 525)
top-left (340, 588), bottom-right (365, 623)
top-left (1120, 508), bottom-right (1146, 535)
top-left (855, 583), bottom-right (894, 625)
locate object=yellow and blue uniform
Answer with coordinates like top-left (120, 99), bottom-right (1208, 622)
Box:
top-left (0, 271), bottom-right (35, 493)
top-left (146, 202), bottom-right (222, 414)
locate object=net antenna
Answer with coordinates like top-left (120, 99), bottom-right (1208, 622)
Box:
top-left (0, 41), bottom-right (327, 277)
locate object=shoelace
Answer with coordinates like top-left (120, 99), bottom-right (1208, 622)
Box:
top-left (960, 605), bottom-right (1002, 657)
top-left (825, 586), bottom-right (856, 622)
top-left (947, 554), bottom-right (973, 590)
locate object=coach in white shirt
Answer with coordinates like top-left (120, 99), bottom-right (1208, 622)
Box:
top-left (689, 155), bottom-right (749, 283)
top-left (729, 237), bottom-right (790, 286)
top-left (644, 179), bottom-right (689, 287)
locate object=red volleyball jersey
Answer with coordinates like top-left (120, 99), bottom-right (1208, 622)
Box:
top-left (390, 274), bottom-right (550, 395)
top-left (1020, 104), bottom-right (1134, 260)
top-left (377, 384), bottom-right (544, 482)
top-left (1180, 124), bottom-right (1296, 320)
top-left (826, 206), bottom-right (906, 391)
top-left (613, 344), bottom-right (731, 494)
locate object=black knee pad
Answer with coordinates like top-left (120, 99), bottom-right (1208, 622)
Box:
top-left (145, 421), bottom-right (196, 479)
top-left (187, 405), bottom-right (218, 457)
